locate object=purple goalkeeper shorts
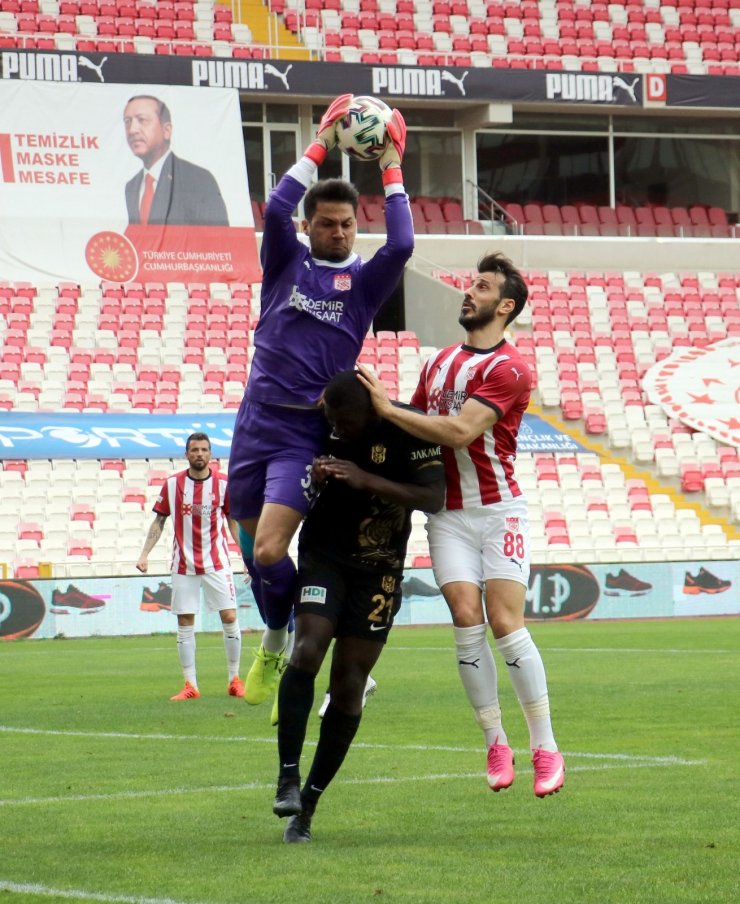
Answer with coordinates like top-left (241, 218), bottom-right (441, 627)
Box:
top-left (228, 399), bottom-right (328, 521)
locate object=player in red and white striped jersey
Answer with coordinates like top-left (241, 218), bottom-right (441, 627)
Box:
top-left (136, 433), bottom-right (245, 701)
top-left (410, 337), bottom-right (529, 509)
top-left (156, 460), bottom-right (232, 575)
top-left (359, 253), bottom-right (564, 798)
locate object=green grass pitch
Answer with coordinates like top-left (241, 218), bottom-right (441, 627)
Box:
top-left (1, 617), bottom-right (739, 904)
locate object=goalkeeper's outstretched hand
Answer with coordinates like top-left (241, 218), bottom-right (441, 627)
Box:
top-left (379, 109), bottom-right (406, 170)
top-left (379, 108), bottom-right (406, 186)
top-left (305, 94), bottom-right (354, 165)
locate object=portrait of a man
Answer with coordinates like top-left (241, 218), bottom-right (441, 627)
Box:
top-left (123, 94), bottom-right (229, 227)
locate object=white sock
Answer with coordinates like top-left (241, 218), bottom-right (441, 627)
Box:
top-left (285, 628), bottom-right (295, 660)
top-left (177, 624), bottom-right (197, 686)
top-left (262, 626), bottom-right (288, 654)
top-left (454, 623), bottom-right (508, 748)
top-left (495, 627), bottom-right (557, 752)
top-left (222, 621), bottom-right (241, 681)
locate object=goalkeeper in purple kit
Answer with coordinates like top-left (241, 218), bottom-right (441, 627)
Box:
top-left (228, 94), bottom-right (414, 709)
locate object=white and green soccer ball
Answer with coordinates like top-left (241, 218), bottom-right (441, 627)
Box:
top-left (335, 95), bottom-right (392, 162)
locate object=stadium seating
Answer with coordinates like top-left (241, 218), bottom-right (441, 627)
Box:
top-left (0, 0), bottom-right (252, 56)
top-left (271, 0), bottom-right (740, 74)
top-left (2, 263), bottom-right (739, 575)
top-left (499, 201), bottom-right (737, 239)
top-left (355, 195), bottom-right (482, 235)
top-left (2, 0), bottom-right (740, 74)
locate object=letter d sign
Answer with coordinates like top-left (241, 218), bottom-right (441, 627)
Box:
top-left (645, 74), bottom-right (667, 104)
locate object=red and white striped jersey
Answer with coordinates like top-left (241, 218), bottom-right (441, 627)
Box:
top-left (153, 469), bottom-right (233, 575)
top-left (410, 340), bottom-right (531, 509)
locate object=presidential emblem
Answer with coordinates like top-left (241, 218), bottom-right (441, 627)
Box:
top-left (371, 443), bottom-right (387, 464)
top-left (85, 230), bottom-right (138, 282)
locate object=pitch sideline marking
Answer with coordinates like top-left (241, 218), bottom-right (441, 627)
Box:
top-left (390, 646), bottom-right (739, 655)
top-left (4, 644), bottom-right (737, 656)
top-left (0, 881), bottom-right (211, 904)
top-left (0, 724), bottom-right (704, 765)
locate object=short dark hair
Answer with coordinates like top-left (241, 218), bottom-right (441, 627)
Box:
top-left (323, 370), bottom-right (372, 414)
top-left (186, 432), bottom-right (210, 451)
top-left (126, 94), bottom-right (172, 126)
top-left (477, 252), bottom-right (528, 325)
top-left (304, 179), bottom-right (359, 221)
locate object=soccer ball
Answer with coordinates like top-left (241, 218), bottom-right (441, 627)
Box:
top-left (335, 96), bottom-right (392, 162)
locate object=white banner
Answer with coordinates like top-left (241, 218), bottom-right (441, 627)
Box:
top-left (0, 80), bottom-right (260, 284)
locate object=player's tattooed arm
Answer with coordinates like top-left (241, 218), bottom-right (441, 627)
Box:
top-left (136, 514), bottom-right (167, 572)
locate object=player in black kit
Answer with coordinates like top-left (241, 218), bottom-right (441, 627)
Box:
top-left (272, 370), bottom-right (445, 843)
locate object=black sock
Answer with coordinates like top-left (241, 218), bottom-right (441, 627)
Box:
top-left (277, 665), bottom-right (315, 780)
top-left (302, 703), bottom-right (362, 810)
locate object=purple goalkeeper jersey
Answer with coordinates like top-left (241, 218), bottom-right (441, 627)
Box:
top-left (245, 173), bottom-right (414, 407)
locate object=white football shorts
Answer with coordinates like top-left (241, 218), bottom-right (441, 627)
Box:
top-left (171, 569), bottom-right (237, 615)
top-left (426, 499), bottom-right (530, 590)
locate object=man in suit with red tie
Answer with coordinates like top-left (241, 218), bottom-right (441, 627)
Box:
top-left (123, 95), bottom-right (229, 227)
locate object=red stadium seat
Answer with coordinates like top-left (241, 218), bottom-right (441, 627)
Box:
top-left (17, 521), bottom-right (43, 543)
top-left (70, 503), bottom-right (95, 524)
top-left (155, 0), bottom-right (174, 18)
top-left (441, 200), bottom-right (464, 223)
top-left (680, 466), bottom-right (704, 493)
top-left (523, 202), bottom-right (544, 225)
top-left (17, 13), bottom-right (38, 30)
top-left (635, 206), bottom-right (657, 236)
top-left (120, 485), bottom-right (146, 507)
top-left (14, 559), bottom-right (41, 579)
top-left (584, 412), bottom-right (607, 435)
top-left (671, 207), bottom-right (693, 236)
top-left (67, 540), bottom-right (94, 560)
top-left (174, 1), bottom-right (194, 22)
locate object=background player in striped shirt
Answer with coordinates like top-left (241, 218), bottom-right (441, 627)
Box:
top-left (136, 433), bottom-right (244, 701)
top-left (359, 253), bottom-right (565, 799)
top-left (227, 94), bottom-right (414, 711)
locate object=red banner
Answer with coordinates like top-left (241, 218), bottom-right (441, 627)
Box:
top-left (83, 225), bottom-right (261, 284)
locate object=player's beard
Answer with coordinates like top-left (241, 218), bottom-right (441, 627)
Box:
top-left (311, 233), bottom-right (351, 262)
top-left (323, 241), bottom-right (351, 262)
top-left (458, 299), bottom-right (499, 331)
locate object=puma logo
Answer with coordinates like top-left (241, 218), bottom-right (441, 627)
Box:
top-left (264, 63), bottom-right (292, 91)
top-left (613, 76), bottom-right (639, 102)
top-left (77, 55), bottom-right (108, 82)
top-left (441, 69), bottom-right (469, 96)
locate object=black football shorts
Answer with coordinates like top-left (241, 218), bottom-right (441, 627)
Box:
top-left (294, 552), bottom-right (403, 643)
